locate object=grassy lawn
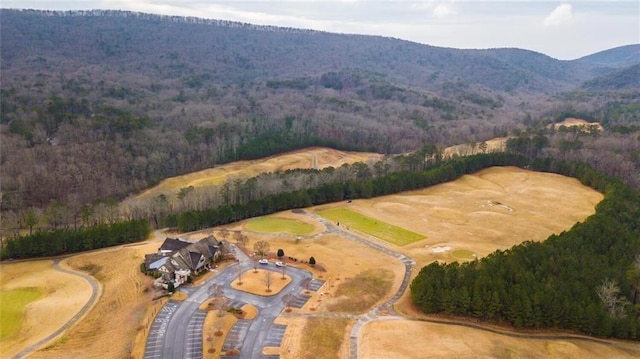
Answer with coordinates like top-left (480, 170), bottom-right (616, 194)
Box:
top-left (319, 208), bottom-right (425, 246)
top-left (0, 287), bottom-right (44, 339)
top-left (245, 217), bottom-right (315, 235)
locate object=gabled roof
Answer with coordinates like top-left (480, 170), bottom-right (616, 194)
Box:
top-left (151, 235), bottom-right (222, 274)
top-left (159, 237), bottom-right (191, 253)
top-left (189, 251), bottom-right (202, 270)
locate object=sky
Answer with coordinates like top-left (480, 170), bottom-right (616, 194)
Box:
top-left (3, 1), bottom-right (639, 60)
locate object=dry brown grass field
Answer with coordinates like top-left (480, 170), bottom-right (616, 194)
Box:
top-left (443, 137), bottom-right (507, 157)
top-left (552, 117), bottom-right (604, 132)
top-left (7, 147), bottom-right (640, 359)
top-left (315, 166), bottom-right (604, 270)
top-left (359, 320), bottom-right (640, 359)
top-left (20, 238), bottom-right (163, 359)
top-left (0, 260), bottom-right (92, 359)
top-left (127, 147), bottom-right (383, 203)
top-left (231, 269), bottom-right (292, 295)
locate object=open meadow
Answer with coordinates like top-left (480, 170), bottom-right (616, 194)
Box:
top-left (125, 147), bottom-right (383, 203)
top-left (6, 146), bottom-right (640, 359)
top-left (359, 319), bottom-right (640, 359)
top-left (313, 166), bottom-right (604, 270)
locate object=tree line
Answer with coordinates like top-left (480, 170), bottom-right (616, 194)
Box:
top-left (0, 219), bottom-right (150, 259)
top-left (172, 152), bottom-right (526, 232)
top-left (3, 147), bottom-right (638, 342)
top-left (410, 158), bottom-right (640, 340)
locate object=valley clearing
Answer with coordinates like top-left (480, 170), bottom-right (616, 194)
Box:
top-left (4, 148), bottom-right (639, 358)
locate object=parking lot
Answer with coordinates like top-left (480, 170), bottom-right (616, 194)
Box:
top-left (222, 319), bottom-right (252, 352)
top-left (264, 324), bottom-right (287, 347)
top-left (144, 302), bottom-right (178, 359)
top-left (184, 311), bottom-right (206, 359)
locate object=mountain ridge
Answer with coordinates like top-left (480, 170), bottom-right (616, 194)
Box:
top-left (1, 8), bottom-right (639, 214)
top-left (2, 9), bottom-right (637, 93)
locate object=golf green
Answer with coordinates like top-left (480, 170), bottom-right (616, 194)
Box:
top-left (0, 287), bottom-right (44, 339)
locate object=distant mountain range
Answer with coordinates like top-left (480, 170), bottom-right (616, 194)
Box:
top-left (1, 8), bottom-right (639, 212)
top-left (2, 9), bottom-right (638, 93)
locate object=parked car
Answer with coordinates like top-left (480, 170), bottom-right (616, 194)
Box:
top-left (275, 261), bottom-right (286, 267)
top-left (258, 259), bottom-right (269, 264)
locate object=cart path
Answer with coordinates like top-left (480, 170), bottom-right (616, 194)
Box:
top-left (13, 257), bottom-right (102, 359)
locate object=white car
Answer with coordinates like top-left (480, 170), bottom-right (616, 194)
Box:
top-left (258, 259), bottom-right (269, 265)
top-left (275, 261), bottom-right (286, 267)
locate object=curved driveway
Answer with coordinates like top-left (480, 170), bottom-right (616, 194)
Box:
top-left (146, 244), bottom-right (313, 359)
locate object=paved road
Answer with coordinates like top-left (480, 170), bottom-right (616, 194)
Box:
top-left (146, 244), bottom-right (313, 359)
top-left (300, 212), bottom-right (416, 359)
top-left (145, 214), bottom-right (416, 359)
top-left (13, 257), bottom-right (102, 359)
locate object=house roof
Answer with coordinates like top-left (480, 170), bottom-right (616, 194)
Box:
top-left (149, 257), bottom-right (168, 270)
top-left (145, 253), bottom-right (164, 268)
top-left (151, 235), bottom-right (222, 274)
top-left (189, 251), bottom-right (202, 270)
top-left (159, 237), bottom-right (191, 253)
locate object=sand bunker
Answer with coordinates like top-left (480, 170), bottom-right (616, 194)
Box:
top-left (429, 246), bottom-right (452, 253)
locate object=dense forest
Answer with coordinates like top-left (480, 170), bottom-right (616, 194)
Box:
top-left (1, 9), bottom-right (639, 236)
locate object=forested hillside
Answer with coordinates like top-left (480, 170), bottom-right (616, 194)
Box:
top-left (1, 9), bottom-right (639, 234)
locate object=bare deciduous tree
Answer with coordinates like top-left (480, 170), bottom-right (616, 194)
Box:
top-left (234, 231), bottom-right (248, 247)
top-left (264, 270), bottom-right (273, 292)
top-left (237, 264), bottom-right (244, 285)
top-left (596, 278), bottom-right (630, 319)
top-left (208, 284), bottom-right (226, 316)
top-left (253, 240), bottom-right (270, 257)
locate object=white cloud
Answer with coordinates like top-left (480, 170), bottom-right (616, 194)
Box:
top-left (543, 3), bottom-right (573, 27)
top-left (433, 3), bottom-right (456, 18)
